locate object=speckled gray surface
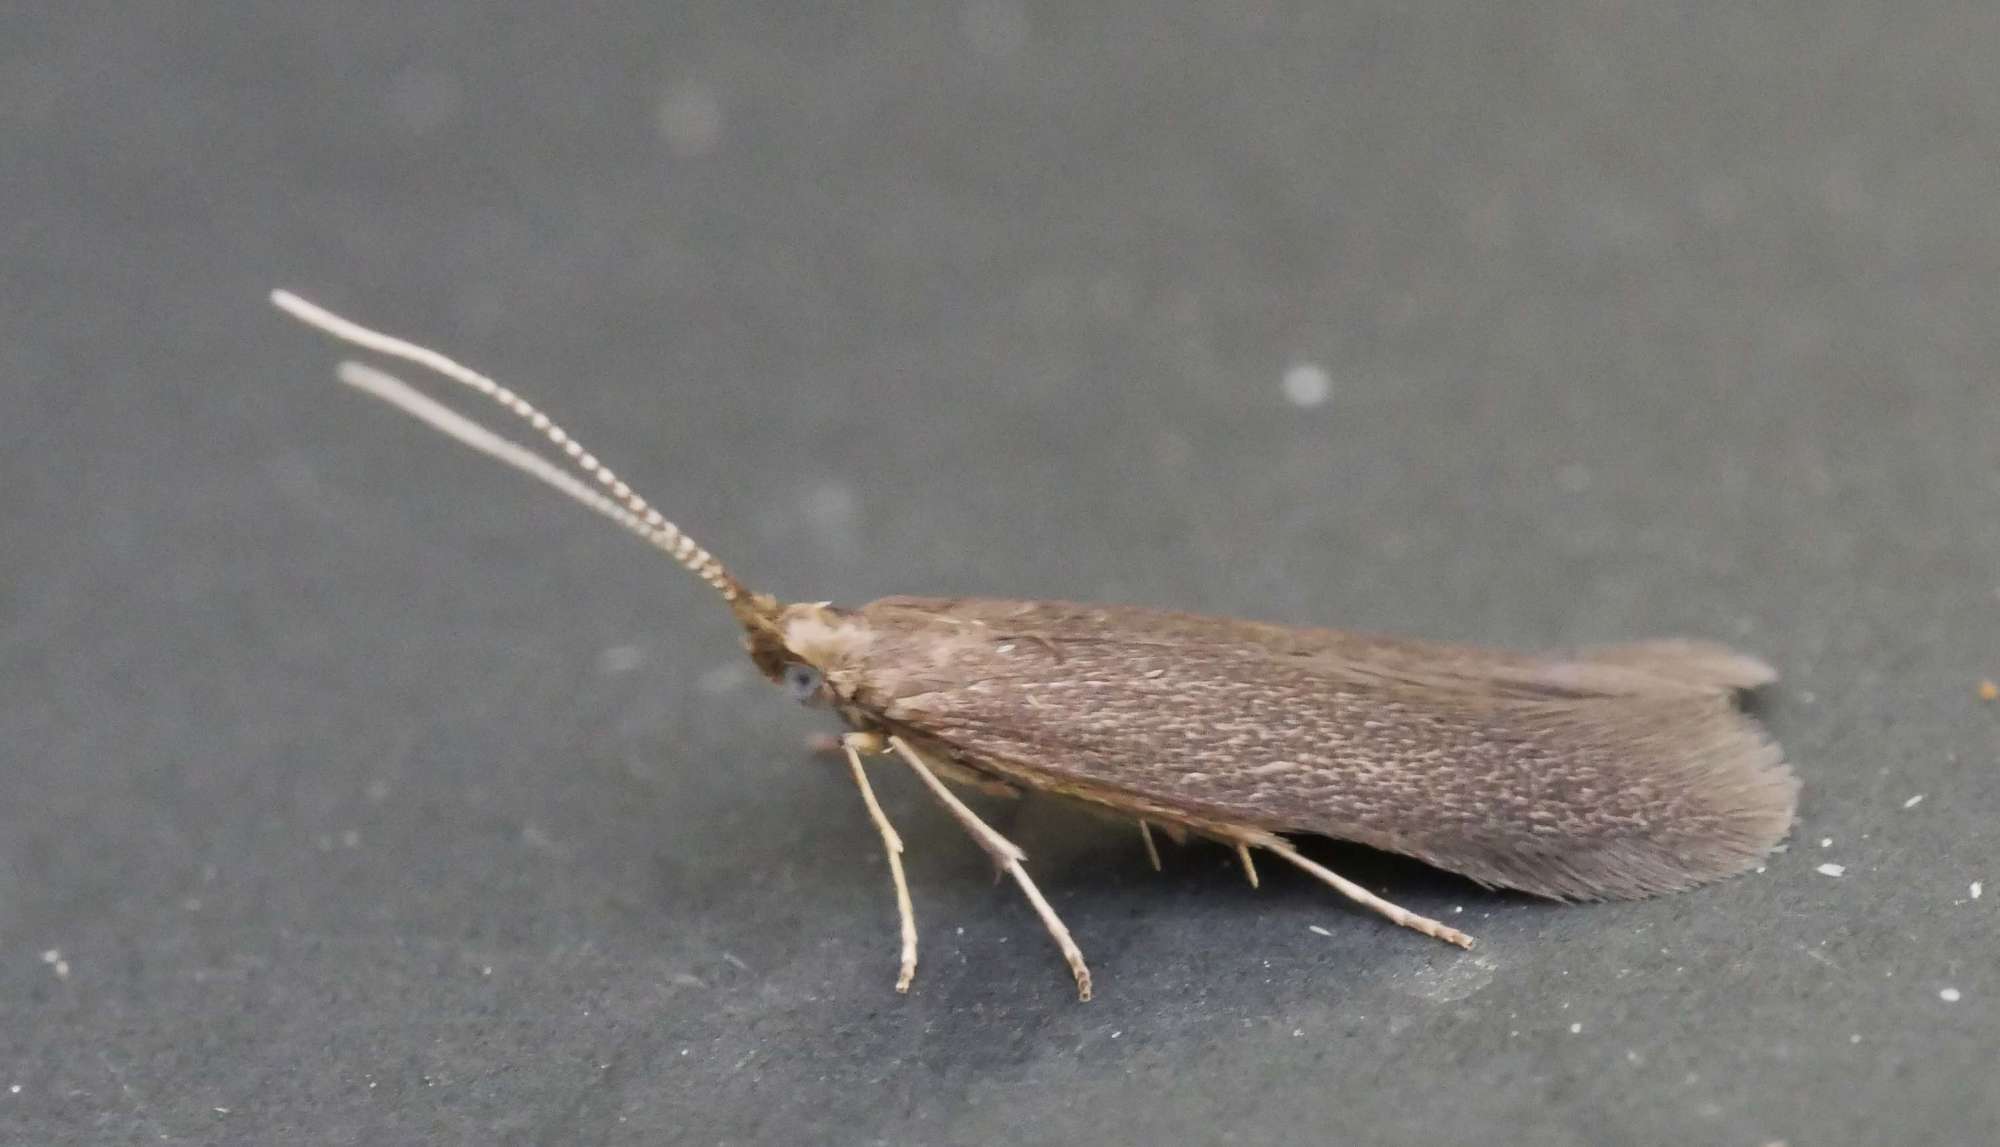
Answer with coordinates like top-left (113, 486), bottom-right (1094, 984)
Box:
top-left (5, 4), bottom-right (1998, 1145)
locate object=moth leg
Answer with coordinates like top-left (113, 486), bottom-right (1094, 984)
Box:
top-left (818, 731), bottom-right (1019, 798)
top-left (1137, 820), bottom-right (1163, 872)
top-left (840, 737), bottom-right (918, 993)
top-left (1250, 834), bottom-right (1475, 950)
top-left (1235, 842), bottom-right (1260, 889)
top-left (924, 756), bottom-right (1024, 800)
top-left (887, 735), bottom-right (1094, 1001)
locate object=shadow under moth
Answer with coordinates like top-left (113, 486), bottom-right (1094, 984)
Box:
top-left (272, 290), bottom-right (1800, 1001)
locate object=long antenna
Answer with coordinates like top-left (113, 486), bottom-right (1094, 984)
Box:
top-left (271, 289), bottom-right (766, 621)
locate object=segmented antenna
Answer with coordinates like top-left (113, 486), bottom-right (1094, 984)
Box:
top-left (270, 289), bottom-right (760, 616)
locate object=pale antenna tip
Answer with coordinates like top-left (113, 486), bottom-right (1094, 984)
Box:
top-left (270, 288), bottom-right (312, 317)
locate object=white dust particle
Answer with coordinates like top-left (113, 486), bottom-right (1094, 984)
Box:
top-left (8, 1085), bottom-right (18, 1094)
top-left (1850, 1033), bottom-right (1862, 1044)
top-left (1819, 837), bottom-right (1833, 848)
top-left (1756, 866), bottom-right (1767, 874)
top-left (961, 0), bottom-right (1029, 57)
top-left (1292, 1028), bottom-right (1303, 1038)
top-left (1940, 987), bottom-right (1962, 1003)
top-left (1308, 924), bottom-right (1333, 937)
top-left (657, 80), bottom-right (723, 157)
top-left (1972, 882), bottom-right (1983, 899)
top-left (1110, 1031), bottom-right (1121, 1039)
top-left (1625, 1049), bottom-right (1643, 1065)
top-left (214, 1106), bottom-right (231, 1115)
top-left (1452, 905), bottom-right (1464, 914)
top-left (482, 966), bottom-right (493, 976)
top-left (1903, 794), bottom-right (1925, 809)
top-left (39, 949), bottom-right (69, 979)
top-left (39, 949), bottom-right (58, 964)
top-left (597, 645), bottom-right (645, 675)
top-left (1569, 1022), bottom-right (1583, 1034)
top-left (1281, 363), bottom-right (1332, 408)
top-left (1817, 863), bottom-right (1846, 877)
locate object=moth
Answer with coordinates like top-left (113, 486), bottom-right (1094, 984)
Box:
top-left (272, 290), bottom-right (1799, 1001)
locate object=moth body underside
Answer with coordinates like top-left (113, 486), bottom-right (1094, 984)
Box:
top-left (275, 291), bottom-right (1801, 1001)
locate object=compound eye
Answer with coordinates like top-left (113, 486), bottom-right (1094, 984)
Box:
top-left (783, 662), bottom-right (825, 705)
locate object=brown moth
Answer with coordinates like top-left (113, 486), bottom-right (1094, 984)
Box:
top-left (271, 290), bottom-right (1800, 1001)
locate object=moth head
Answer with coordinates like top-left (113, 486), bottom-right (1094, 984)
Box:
top-left (744, 601), bottom-right (875, 709)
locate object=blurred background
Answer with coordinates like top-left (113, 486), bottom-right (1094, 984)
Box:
top-left (4, 4), bottom-right (1997, 1144)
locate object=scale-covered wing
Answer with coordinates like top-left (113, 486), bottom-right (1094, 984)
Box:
top-left (841, 598), bottom-right (1797, 901)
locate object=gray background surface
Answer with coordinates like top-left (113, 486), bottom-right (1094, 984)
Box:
top-left (5, 3), bottom-right (1997, 1144)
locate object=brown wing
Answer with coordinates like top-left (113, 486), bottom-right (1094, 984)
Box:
top-left (839, 598), bottom-right (1797, 901)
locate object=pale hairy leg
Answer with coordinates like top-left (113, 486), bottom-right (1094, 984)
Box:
top-left (840, 737), bottom-right (919, 992)
top-left (1241, 831), bottom-right (1475, 950)
top-left (885, 735), bottom-right (1093, 1001)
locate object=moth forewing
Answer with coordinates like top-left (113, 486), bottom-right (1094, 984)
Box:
top-left (275, 291), bottom-right (1798, 1002)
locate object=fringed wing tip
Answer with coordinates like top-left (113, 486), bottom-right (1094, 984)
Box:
top-left (1413, 700), bottom-right (1799, 903)
top-left (1578, 639), bottom-right (1779, 694)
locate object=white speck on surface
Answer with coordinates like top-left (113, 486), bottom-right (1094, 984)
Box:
top-left (961, 0), bottom-right (1029, 57)
top-left (1569, 1022), bottom-right (1583, 1034)
top-left (1820, 837), bottom-right (1833, 848)
top-left (1292, 1028), bottom-right (1303, 1038)
top-left (1625, 1049), bottom-right (1643, 1064)
top-left (657, 80), bottom-right (722, 157)
top-left (1308, 924), bottom-right (1333, 937)
top-left (1940, 987), bottom-right (1962, 1003)
top-left (597, 645), bottom-right (645, 675)
top-left (1972, 882), bottom-right (1984, 899)
top-left (1756, 866), bottom-right (1767, 874)
top-left (40, 949), bottom-right (58, 964)
top-left (1110, 1031), bottom-right (1121, 1039)
top-left (1850, 1033), bottom-right (1862, 1044)
top-left (1817, 863), bottom-right (1846, 877)
top-left (1281, 363), bottom-right (1332, 407)
top-left (1452, 905), bottom-right (1463, 914)
top-left (8, 1085), bottom-right (18, 1094)
top-left (1903, 794), bottom-right (1925, 809)
top-left (214, 1107), bottom-right (230, 1115)
top-left (482, 966), bottom-right (493, 976)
